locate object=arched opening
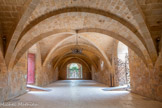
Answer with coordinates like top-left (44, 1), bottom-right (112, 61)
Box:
top-left (115, 41), bottom-right (130, 88)
top-left (67, 63), bottom-right (82, 79)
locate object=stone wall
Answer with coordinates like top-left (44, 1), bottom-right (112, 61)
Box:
top-left (0, 37), bottom-right (28, 102)
top-left (129, 49), bottom-right (162, 101)
top-left (40, 64), bottom-right (58, 86)
top-left (59, 58), bottom-right (91, 80)
top-left (1, 44), bottom-right (59, 101)
top-left (92, 59), bottom-right (111, 86)
top-left (6, 53), bottom-right (27, 100)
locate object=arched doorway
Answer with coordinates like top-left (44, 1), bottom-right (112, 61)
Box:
top-left (67, 63), bottom-right (82, 79)
top-left (115, 41), bottom-right (130, 87)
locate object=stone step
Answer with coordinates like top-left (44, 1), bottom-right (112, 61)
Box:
top-left (102, 85), bottom-right (128, 91)
top-left (27, 85), bottom-right (52, 92)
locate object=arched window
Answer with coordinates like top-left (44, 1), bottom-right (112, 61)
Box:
top-left (67, 63), bottom-right (82, 79)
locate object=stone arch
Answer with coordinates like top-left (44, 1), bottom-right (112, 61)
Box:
top-left (53, 52), bottom-right (98, 72)
top-left (59, 57), bottom-right (92, 80)
top-left (9, 30), bottom-right (74, 69)
top-left (11, 28), bottom-right (150, 70)
top-left (5, 0), bottom-right (41, 65)
top-left (59, 57), bottom-right (91, 72)
top-left (45, 43), bottom-right (109, 69)
top-left (78, 28), bottom-right (150, 65)
top-left (43, 34), bottom-right (112, 71)
top-left (18, 7), bottom-right (146, 48)
top-left (10, 6), bottom-right (154, 63)
top-left (15, 11), bottom-right (146, 59)
top-left (124, 0), bottom-right (157, 63)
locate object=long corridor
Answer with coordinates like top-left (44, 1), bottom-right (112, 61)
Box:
top-left (2, 80), bottom-right (162, 108)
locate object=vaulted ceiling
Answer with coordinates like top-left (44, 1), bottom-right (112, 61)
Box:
top-left (0, 0), bottom-right (161, 70)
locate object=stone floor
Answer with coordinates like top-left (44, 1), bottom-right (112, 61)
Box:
top-left (2, 80), bottom-right (162, 108)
